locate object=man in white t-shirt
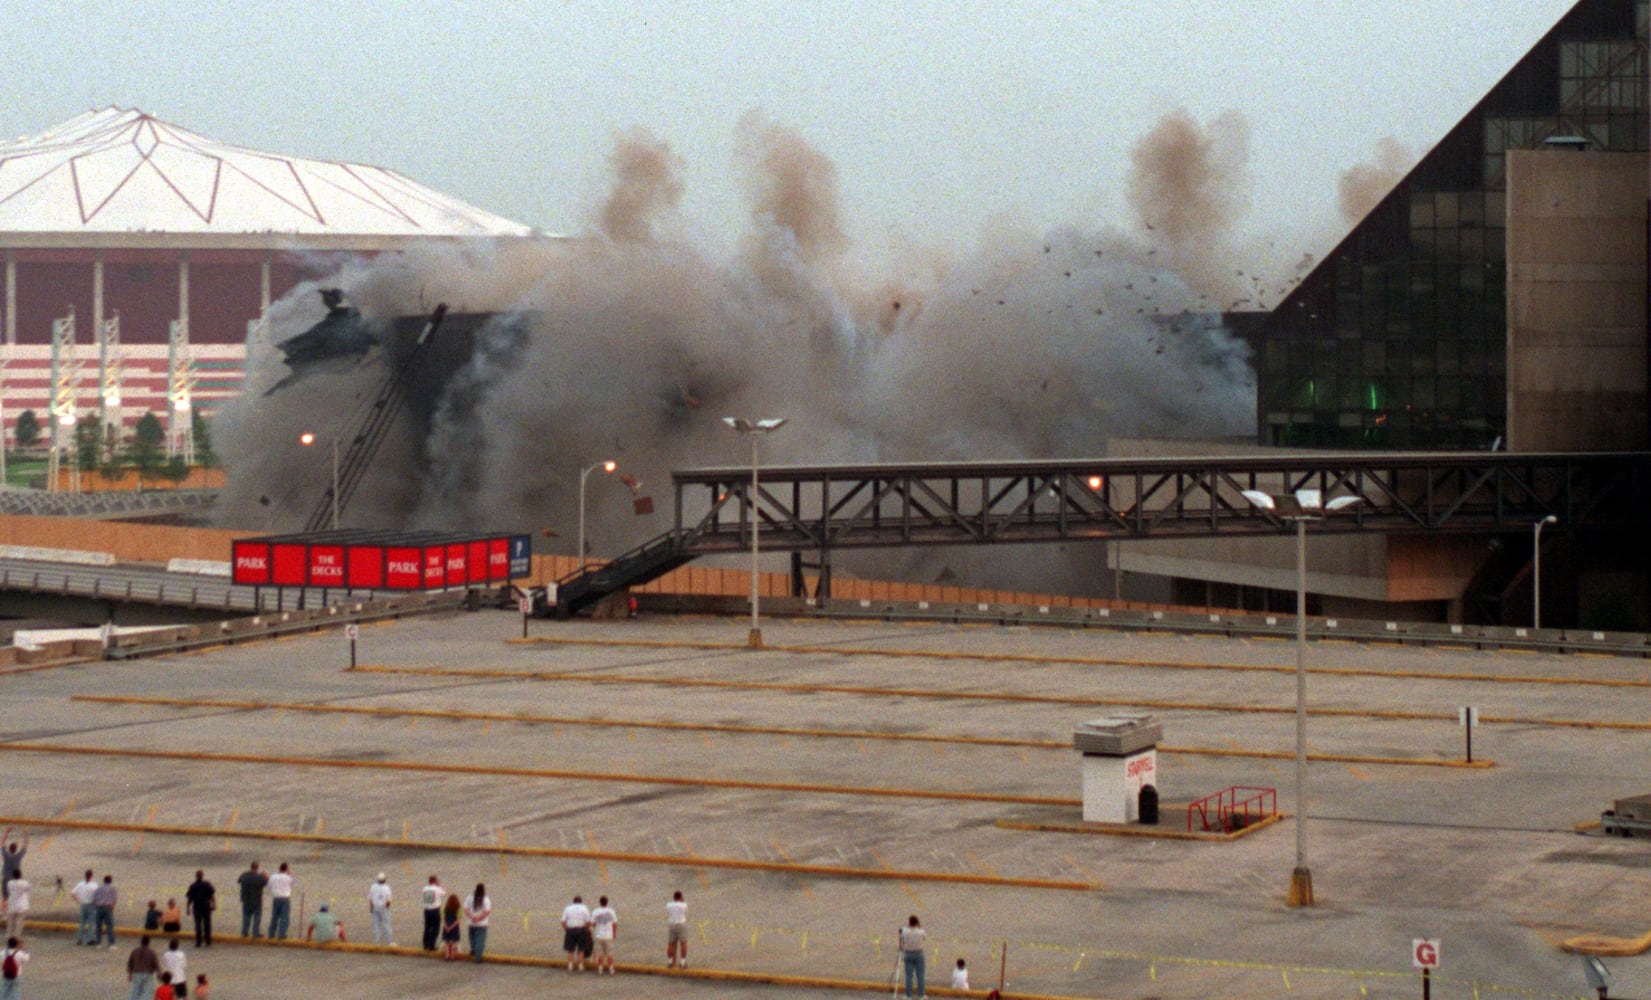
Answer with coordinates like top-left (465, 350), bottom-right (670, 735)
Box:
top-left (590, 896), bottom-right (618, 975)
top-left (72, 870), bottom-right (100, 945)
top-left (2, 872), bottom-right (27, 938)
top-left (419, 876), bottom-right (446, 952)
top-left (561, 895), bottom-right (592, 971)
top-left (366, 873), bottom-right (394, 946)
top-left (665, 891), bottom-right (688, 969)
top-left (267, 863), bottom-right (294, 940)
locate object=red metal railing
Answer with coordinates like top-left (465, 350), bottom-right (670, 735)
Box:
top-left (1187, 786), bottom-right (1277, 833)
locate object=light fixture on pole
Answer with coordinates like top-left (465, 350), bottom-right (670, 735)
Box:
top-left (578, 460), bottom-right (618, 571)
top-left (299, 432), bottom-right (338, 530)
top-left (1532, 514), bottom-right (1558, 629)
top-left (723, 417), bottom-right (787, 648)
top-left (1240, 487), bottom-right (1362, 908)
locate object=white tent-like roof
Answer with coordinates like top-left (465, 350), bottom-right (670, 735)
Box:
top-left (0, 108), bottom-right (536, 238)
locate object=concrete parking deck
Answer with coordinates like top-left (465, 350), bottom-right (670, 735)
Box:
top-left (2, 610), bottom-right (1649, 998)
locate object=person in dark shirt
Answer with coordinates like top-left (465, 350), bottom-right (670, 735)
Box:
top-left (185, 872), bottom-right (215, 948)
top-left (236, 863), bottom-right (268, 939)
top-left (126, 935), bottom-right (159, 998)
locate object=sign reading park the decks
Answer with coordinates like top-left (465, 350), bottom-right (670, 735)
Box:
top-left (231, 530), bottom-right (530, 592)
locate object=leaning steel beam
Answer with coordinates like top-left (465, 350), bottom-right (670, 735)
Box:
top-left (673, 452), bottom-right (1651, 553)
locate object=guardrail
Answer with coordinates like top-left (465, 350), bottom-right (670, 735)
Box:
top-left (648, 595), bottom-right (1651, 657)
top-left (103, 591), bottom-right (471, 659)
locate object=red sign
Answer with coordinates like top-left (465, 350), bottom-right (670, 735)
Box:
top-left (308, 545), bottom-right (345, 586)
top-left (386, 547), bottom-right (422, 589)
top-left (271, 543), bottom-right (308, 586)
top-left (423, 548), bottom-right (446, 589)
top-left (444, 543), bottom-right (468, 587)
top-left (347, 545), bottom-right (384, 589)
top-left (488, 538), bottom-right (509, 580)
top-left (231, 542), bottom-right (271, 585)
top-left (468, 540), bottom-right (489, 584)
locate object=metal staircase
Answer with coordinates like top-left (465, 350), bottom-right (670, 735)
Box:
top-left (546, 529), bottom-right (697, 617)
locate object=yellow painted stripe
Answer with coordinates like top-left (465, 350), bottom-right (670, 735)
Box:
top-left (0, 814), bottom-right (1097, 893)
top-left (70, 695), bottom-right (1489, 768)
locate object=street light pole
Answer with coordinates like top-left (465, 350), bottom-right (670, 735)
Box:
top-left (1241, 488), bottom-right (1361, 908)
top-left (578, 460), bottom-right (617, 571)
top-left (723, 417), bottom-right (787, 648)
top-left (300, 433), bottom-right (339, 530)
top-left (1533, 515), bottom-right (1558, 629)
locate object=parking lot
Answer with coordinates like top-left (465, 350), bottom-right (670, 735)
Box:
top-left (3, 609), bottom-right (1649, 998)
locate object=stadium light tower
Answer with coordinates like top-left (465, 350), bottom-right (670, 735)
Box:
top-left (1240, 487), bottom-right (1362, 907)
top-left (723, 417), bottom-right (787, 648)
top-left (1533, 515), bottom-right (1558, 629)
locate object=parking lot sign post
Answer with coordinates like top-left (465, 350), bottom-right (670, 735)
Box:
top-left (345, 623), bottom-right (359, 670)
top-left (1413, 938), bottom-right (1440, 1000)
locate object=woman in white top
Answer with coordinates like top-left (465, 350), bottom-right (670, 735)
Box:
top-left (160, 938), bottom-right (187, 997)
top-left (462, 883), bottom-right (491, 964)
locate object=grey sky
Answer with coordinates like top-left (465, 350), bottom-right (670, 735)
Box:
top-left (8, 0), bottom-right (1576, 273)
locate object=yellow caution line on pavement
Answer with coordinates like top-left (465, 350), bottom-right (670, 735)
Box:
top-left (512, 635), bottom-right (1651, 689)
top-left (0, 814), bottom-right (1098, 894)
top-left (351, 664), bottom-right (1651, 731)
top-left (71, 695), bottom-right (1489, 768)
top-left (0, 740), bottom-right (1080, 808)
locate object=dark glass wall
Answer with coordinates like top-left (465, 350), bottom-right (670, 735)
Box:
top-left (1258, 0), bottom-right (1648, 449)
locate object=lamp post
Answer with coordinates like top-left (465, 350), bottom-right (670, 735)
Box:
top-left (299, 432), bottom-right (338, 530)
top-left (577, 460), bottom-right (617, 571)
top-left (723, 417), bottom-right (787, 648)
top-left (1532, 515), bottom-right (1558, 629)
top-left (1241, 487), bottom-right (1362, 908)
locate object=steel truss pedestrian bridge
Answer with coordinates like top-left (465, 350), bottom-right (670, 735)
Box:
top-left (550, 451), bottom-right (1651, 615)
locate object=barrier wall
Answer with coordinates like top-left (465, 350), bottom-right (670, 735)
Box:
top-left (0, 514), bottom-right (251, 564)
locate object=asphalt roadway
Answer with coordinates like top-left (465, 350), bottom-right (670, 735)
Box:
top-left (2, 609), bottom-right (1649, 999)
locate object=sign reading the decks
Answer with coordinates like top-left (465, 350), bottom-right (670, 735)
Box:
top-left (230, 530), bottom-right (531, 591)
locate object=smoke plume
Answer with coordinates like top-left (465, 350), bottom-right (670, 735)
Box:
top-left (597, 128), bottom-right (684, 244)
top-left (213, 112), bottom-right (1258, 594)
top-left (1125, 108), bottom-right (1251, 303)
top-left (1338, 137), bottom-right (1411, 224)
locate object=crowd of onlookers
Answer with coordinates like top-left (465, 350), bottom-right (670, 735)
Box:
top-left (0, 827), bottom-right (710, 999)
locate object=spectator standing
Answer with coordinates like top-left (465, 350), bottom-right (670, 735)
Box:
top-left (193, 974), bottom-right (210, 1000)
top-left (94, 875), bottom-right (118, 948)
top-left (0, 830), bottom-right (25, 905)
top-left (665, 891), bottom-right (688, 969)
top-left (898, 915), bottom-right (927, 999)
top-left (153, 971), bottom-right (176, 1000)
top-left (2, 871), bottom-right (27, 938)
top-left (1, 936), bottom-right (28, 1000)
top-left (561, 895), bottom-right (592, 972)
top-left (591, 896), bottom-right (618, 975)
top-left (305, 904), bottom-right (345, 944)
top-left (440, 895), bottom-right (461, 961)
top-left (419, 875), bottom-right (446, 951)
top-left (463, 883), bottom-right (490, 964)
top-left (72, 869), bottom-right (99, 945)
top-left (159, 939), bottom-right (187, 999)
top-left (367, 872), bottom-right (393, 946)
top-left (236, 862), bottom-right (267, 939)
top-left (126, 935), bottom-right (159, 1000)
top-left (267, 863), bottom-right (294, 940)
top-left (184, 872), bottom-right (214, 948)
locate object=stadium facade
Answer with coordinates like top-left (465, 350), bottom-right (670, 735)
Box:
top-left (0, 108), bottom-right (536, 446)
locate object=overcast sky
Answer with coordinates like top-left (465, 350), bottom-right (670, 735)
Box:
top-left (6, 0), bottom-right (1578, 274)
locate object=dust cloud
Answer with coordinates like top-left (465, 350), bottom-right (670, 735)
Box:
top-left (1338, 137), bottom-right (1411, 224)
top-left (213, 110), bottom-right (1264, 592)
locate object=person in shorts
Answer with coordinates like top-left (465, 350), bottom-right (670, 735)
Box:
top-left (561, 895), bottom-right (592, 971)
top-left (590, 896), bottom-right (618, 975)
top-left (666, 890), bottom-right (688, 968)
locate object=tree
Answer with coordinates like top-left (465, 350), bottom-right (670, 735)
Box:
top-left (192, 410), bottom-right (217, 468)
top-left (14, 410), bottom-right (40, 451)
top-left (160, 455), bottom-right (190, 485)
top-left (130, 412), bottom-right (165, 485)
top-left (73, 420), bottom-right (101, 471)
